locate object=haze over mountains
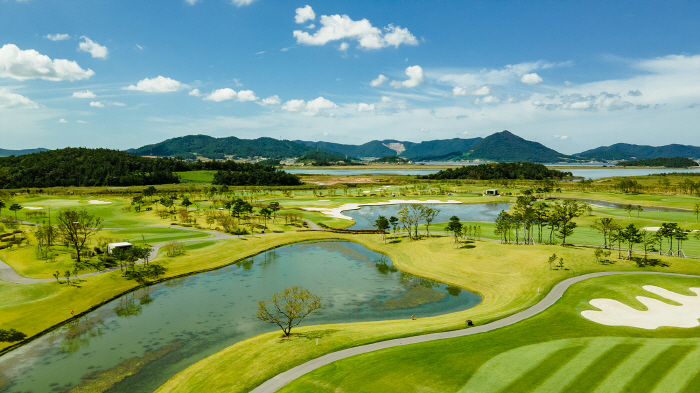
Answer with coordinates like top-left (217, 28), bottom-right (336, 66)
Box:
top-left (4, 132), bottom-right (700, 163)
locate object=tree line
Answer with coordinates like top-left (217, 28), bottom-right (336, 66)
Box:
top-left (418, 162), bottom-right (572, 181)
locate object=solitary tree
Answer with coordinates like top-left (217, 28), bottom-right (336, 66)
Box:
top-left (553, 200), bottom-right (583, 245)
top-left (256, 286), bottom-right (322, 337)
top-left (695, 203), bottom-right (700, 223)
top-left (446, 216), bottom-right (463, 248)
top-left (9, 203), bottom-right (22, 220)
top-left (625, 204), bottom-right (633, 218)
top-left (268, 201), bottom-right (281, 223)
top-left (421, 206), bottom-right (440, 237)
top-left (55, 208), bottom-right (103, 264)
top-left (547, 253), bottom-right (557, 270)
top-left (620, 224), bottom-right (642, 260)
top-left (637, 205), bottom-right (643, 219)
top-left (389, 216), bottom-right (399, 233)
top-left (259, 207), bottom-right (272, 229)
top-left (374, 215), bottom-right (390, 244)
top-left (591, 217), bottom-right (615, 249)
top-left (181, 197), bottom-right (193, 209)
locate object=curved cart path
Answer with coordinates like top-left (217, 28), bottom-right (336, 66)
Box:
top-left (250, 271), bottom-right (700, 393)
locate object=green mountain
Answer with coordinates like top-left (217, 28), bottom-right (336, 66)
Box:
top-left (576, 143), bottom-right (700, 161)
top-left (0, 148), bottom-right (48, 157)
top-left (294, 138), bottom-right (482, 161)
top-left (129, 135), bottom-right (311, 160)
top-left (441, 130), bottom-right (573, 163)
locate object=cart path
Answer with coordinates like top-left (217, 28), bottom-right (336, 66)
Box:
top-left (249, 271), bottom-right (700, 393)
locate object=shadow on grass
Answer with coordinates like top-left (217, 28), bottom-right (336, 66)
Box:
top-left (277, 329), bottom-right (340, 343)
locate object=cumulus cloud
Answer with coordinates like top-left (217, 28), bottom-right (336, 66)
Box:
top-left (452, 86), bottom-right (467, 96)
top-left (89, 101), bottom-right (104, 108)
top-left (473, 86), bottom-right (490, 95)
top-left (45, 33), bottom-right (71, 41)
top-left (381, 96), bottom-right (392, 103)
top-left (474, 95), bottom-right (500, 104)
top-left (203, 88), bottom-right (259, 102)
top-left (293, 13), bottom-right (418, 50)
top-left (432, 61), bottom-right (565, 87)
top-left (295, 5), bottom-right (315, 24)
top-left (0, 88), bottom-right (38, 109)
top-left (282, 97), bottom-right (337, 115)
top-left (520, 73), bottom-right (543, 85)
top-left (453, 85), bottom-right (490, 96)
top-left (0, 44), bottom-right (94, 81)
top-left (370, 74), bottom-right (388, 87)
top-left (260, 95), bottom-right (281, 105)
top-left (184, 0), bottom-right (200, 5)
top-left (628, 90), bottom-right (643, 96)
top-left (236, 90), bottom-right (258, 102)
top-left (231, 0), bottom-right (257, 6)
top-left (357, 103), bottom-right (375, 112)
top-left (78, 36), bottom-right (108, 59)
top-left (72, 90), bottom-right (96, 99)
top-left (110, 102), bottom-right (126, 107)
top-left (58, 118), bottom-right (68, 123)
top-left (339, 42), bottom-right (349, 51)
top-left (125, 76), bottom-right (183, 93)
top-left (533, 92), bottom-right (633, 112)
top-left (77, 120), bottom-right (88, 124)
top-left (188, 88), bottom-right (202, 97)
top-left (390, 65), bottom-right (424, 88)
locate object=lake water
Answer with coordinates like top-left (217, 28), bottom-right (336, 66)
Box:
top-left (286, 167), bottom-right (700, 179)
top-left (0, 242), bottom-right (480, 393)
top-left (345, 203), bottom-right (512, 230)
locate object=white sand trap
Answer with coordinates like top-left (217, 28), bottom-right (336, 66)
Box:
top-left (303, 199), bottom-right (462, 220)
top-left (643, 227), bottom-right (661, 231)
top-left (581, 285), bottom-right (700, 329)
top-left (24, 206), bottom-right (43, 210)
top-left (87, 200), bottom-right (112, 205)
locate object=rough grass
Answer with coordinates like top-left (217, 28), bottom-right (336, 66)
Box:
top-left (279, 274), bottom-right (700, 393)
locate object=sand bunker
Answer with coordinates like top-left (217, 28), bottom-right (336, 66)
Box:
top-left (87, 200), bottom-right (112, 205)
top-left (303, 199), bottom-right (462, 220)
top-left (581, 285), bottom-right (700, 329)
top-left (24, 206), bottom-right (43, 210)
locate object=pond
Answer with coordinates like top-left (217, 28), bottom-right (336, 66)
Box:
top-left (344, 203), bottom-right (512, 230)
top-left (0, 242), bottom-right (480, 393)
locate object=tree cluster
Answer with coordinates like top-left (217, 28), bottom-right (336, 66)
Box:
top-left (494, 198), bottom-right (584, 245)
top-left (616, 157), bottom-right (699, 168)
top-left (419, 162), bottom-right (572, 181)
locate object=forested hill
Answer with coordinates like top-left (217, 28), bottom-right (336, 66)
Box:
top-left (440, 131), bottom-right (574, 162)
top-left (615, 157), bottom-right (699, 168)
top-left (0, 148), bottom-right (48, 157)
top-left (419, 162), bottom-right (573, 180)
top-left (294, 137), bottom-right (482, 161)
top-left (129, 135), bottom-right (311, 160)
top-left (0, 148), bottom-right (181, 188)
top-left (576, 143), bottom-right (700, 161)
top-left (0, 148), bottom-right (303, 188)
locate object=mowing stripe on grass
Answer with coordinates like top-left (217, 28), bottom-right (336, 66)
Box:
top-left (565, 343), bottom-right (642, 393)
top-left (654, 345), bottom-right (700, 393)
top-left (679, 355), bottom-right (700, 393)
top-left (594, 341), bottom-right (672, 393)
top-left (498, 345), bottom-right (585, 393)
top-left (532, 338), bottom-right (627, 393)
top-left (624, 345), bottom-right (696, 393)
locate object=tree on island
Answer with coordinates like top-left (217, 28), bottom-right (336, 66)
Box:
top-left (256, 286), bottom-right (322, 337)
top-left (55, 208), bottom-right (103, 264)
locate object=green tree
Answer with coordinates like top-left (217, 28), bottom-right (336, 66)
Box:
top-left (695, 203), bottom-right (700, 223)
top-left (143, 186), bottom-right (157, 201)
top-left (389, 216), bottom-right (399, 233)
top-left (55, 208), bottom-right (103, 264)
top-left (268, 201), bottom-right (280, 223)
top-left (256, 286), bottom-right (322, 337)
top-left (659, 222), bottom-right (679, 256)
top-left (9, 203), bottom-right (22, 220)
top-left (547, 253), bottom-right (557, 270)
top-left (374, 215), bottom-right (390, 244)
top-left (591, 217), bottom-right (615, 249)
top-left (620, 224), bottom-right (642, 260)
top-left (0, 200), bottom-right (5, 217)
top-left (181, 197), bottom-right (193, 209)
top-left (636, 205), bottom-right (643, 219)
top-left (446, 216), bottom-right (463, 248)
top-left (421, 206), bottom-right (440, 237)
top-left (625, 204), bottom-right (633, 218)
top-left (0, 328), bottom-right (27, 342)
top-left (259, 207), bottom-right (272, 229)
top-left (594, 247), bottom-right (603, 265)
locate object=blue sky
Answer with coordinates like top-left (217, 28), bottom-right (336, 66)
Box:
top-left (1, 0), bottom-right (700, 153)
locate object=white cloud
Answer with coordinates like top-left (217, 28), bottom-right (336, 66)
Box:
top-left (136, 44), bottom-right (144, 50)
top-left (431, 61), bottom-right (563, 87)
top-left (520, 73), bottom-right (543, 85)
top-left (72, 90), bottom-right (96, 99)
top-left (255, 51), bottom-right (265, 55)
top-left (77, 120), bottom-right (87, 124)
top-left (0, 44), bottom-right (94, 81)
top-left (110, 102), bottom-right (126, 107)
top-left (282, 97), bottom-right (337, 115)
top-left (553, 135), bottom-right (569, 140)
top-left (189, 88), bottom-right (202, 97)
top-left (473, 86), bottom-right (490, 95)
top-left (204, 88), bottom-right (237, 102)
top-left (390, 65), bottom-right (424, 88)
top-left (295, 5), bottom-right (315, 24)
top-left (452, 86), bottom-right (467, 96)
top-left (45, 33), bottom-right (71, 41)
top-left (474, 95), bottom-right (500, 104)
top-left (306, 23), bottom-right (316, 29)
top-left (628, 90), bottom-right (643, 96)
top-left (381, 96), bottom-right (392, 103)
top-left (125, 76), bottom-right (183, 93)
top-left (236, 90), bottom-right (258, 102)
top-left (90, 101), bottom-right (104, 108)
top-left (357, 103), bottom-right (375, 112)
top-left (0, 88), bottom-right (38, 109)
top-left (184, 0), bottom-right (199, 5)
top-left (370, 74), bottom-right (388, 87)
top-left (339, 42), bottom-right (349, 51)
top-left (58, 118), bottom-right (68, 123)
top-left (293, 14), bottom-right (418, 50)
top-left (260, 95), bottom-right (281, 105)
top-left (78, 36), bottom-right (108, 59)
top-left (231, 0), bottom-right (257, 6)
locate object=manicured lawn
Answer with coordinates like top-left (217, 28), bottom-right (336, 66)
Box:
top-left (155, 238), bottom-right (700, 393)
top-left (279, 274), bottom-right (700, 393)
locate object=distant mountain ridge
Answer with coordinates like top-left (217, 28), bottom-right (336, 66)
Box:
top-left (438, 131), bottom-right (575, 163)
top-left (293, 138), bottom-right (482, 161)
top-left (0, 148), bottom-right (48, 157)
top-left (575, 143), bottom-right (700, 161)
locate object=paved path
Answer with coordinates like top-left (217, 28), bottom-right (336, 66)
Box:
top-left (250, 271), bottom-right (700, 393)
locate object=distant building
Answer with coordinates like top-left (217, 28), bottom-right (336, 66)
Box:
top-left (108, 242), bottom-right (133, 253)
top-left (485, 189), bottom-right (499, 196)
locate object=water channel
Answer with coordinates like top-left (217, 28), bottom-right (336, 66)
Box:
top-left (344, 203), bottom-right (512, 230)
top-left (0, 242), bottom-right (480, 393)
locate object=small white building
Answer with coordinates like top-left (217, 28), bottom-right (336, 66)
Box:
top-left (108, 242), bottom-right (133, 253)
top-left (485, 189), bottom-right (499, 196)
